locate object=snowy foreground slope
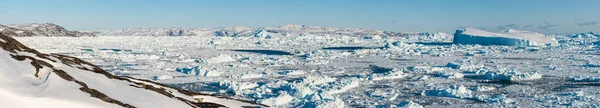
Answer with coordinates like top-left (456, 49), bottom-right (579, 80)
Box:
top-left (0, 34), bottom-right (264, 107)
top-left (454, 28), bottom-right (556, 46)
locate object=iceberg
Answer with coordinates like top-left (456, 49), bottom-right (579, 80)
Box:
top-left (453, 28), bottom-right (556, 46)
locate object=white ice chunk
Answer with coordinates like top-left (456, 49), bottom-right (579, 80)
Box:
top-left (483, 69), bottom-right (542, 81)
top-left (260, 93), bottom-right (294, 106)
top-left (371, 69), bottom-right (410, 81)
top-left (294, 86), bottom-right (315, 98)
top-left (422, 85), bottom-right (474, 99)
top-left (240, 73), bottom-right (263, 79)
top-left (447, 72), bottom-right (464, 79)
top-left (473, 86), bottom-right (496, 92)
top-left (475, 94), bottom-right (515, 104)
top-left (303, 75), bottom-right (337, 85)
top-left (219, 81), bottom-right (259, 92)
top-left (328, 78), bottom-right (361, 94)
top-left (205, 54), bottom-right (236, 64)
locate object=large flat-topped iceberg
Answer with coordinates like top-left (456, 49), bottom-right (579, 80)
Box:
top-left (453, 28), bottom-right (556, 46)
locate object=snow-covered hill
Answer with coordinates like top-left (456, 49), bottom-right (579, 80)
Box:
top-left (0, 23), bottom-right (95, 37)
top-left (0, 33), bottom-right (263, 107)
top-left (82, 24), bottom-right (426, 37)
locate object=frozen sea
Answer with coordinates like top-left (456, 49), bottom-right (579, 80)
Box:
top-left (14, 34), bottom-right (600, 107)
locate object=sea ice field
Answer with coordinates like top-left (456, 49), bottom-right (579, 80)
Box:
top-left (14, 32), bottom-right (600, 107)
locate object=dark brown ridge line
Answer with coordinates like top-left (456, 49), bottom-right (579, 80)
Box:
top-left (52, 69), bottom-right (136, 108)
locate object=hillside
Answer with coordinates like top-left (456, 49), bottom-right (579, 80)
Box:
top-left (0, 23), bottom-right (95, 37)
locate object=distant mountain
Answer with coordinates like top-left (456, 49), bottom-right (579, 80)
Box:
top-left (0, 33), bottom-right (263, 107)
top-left (82, 24), bottom-right (427, 37)
top-left (0, 23), bottom-right (95, 37)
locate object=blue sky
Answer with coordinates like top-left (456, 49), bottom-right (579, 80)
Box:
top-left (0, 0), bottom-right (598, 34)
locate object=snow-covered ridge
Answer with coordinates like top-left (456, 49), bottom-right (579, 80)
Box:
top-left (82, 24), bottom-right (427, 37)
top-left (453, 28), bottom-right (556, 46)
top-left (0, 34), bottom-right (264, 107)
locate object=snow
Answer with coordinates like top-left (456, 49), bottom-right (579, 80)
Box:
top-left (370, 69), bottom-right (410, 81)
top-left (205, 54), bottom-right (236, 64)
top-left (423, 85), bottom-right (515, 104)
top-left (454, 28), bottom-right (556, 46)
top-left (0, 47), bottom-right (190, 108)
top-left (473, 86), bottom-right (496, 92)
top-left (422, 85), bottom-right (474, 99)
top-left (10, 29), bottom-right (600, 107)
top-left (260, 93), bottom-right (294, 106)
top-left (240, 72), bottom-right (264, 79)
top-left (327, 78), bottom-right (361, 94)
top-left (476, 94), bottom-right (515, 104)
top-left (0, 35), bottom-right (262, 108)
top-left (446, 72), bottom-right (464, 79)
